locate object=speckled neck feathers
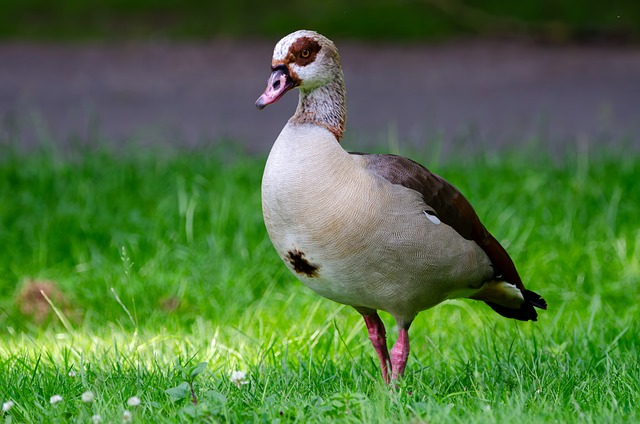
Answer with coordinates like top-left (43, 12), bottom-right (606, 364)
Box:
top-left (291, 60), bottom-right (346, 140)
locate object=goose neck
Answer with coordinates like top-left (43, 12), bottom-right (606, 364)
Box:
top-left (292, 77), bottom-right (346, 140)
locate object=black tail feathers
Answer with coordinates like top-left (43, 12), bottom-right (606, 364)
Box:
top-left (485, 289), bottom-right (548, 322)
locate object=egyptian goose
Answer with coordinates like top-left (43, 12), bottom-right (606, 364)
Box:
top-left (256, 30), bottom-right (547, 382)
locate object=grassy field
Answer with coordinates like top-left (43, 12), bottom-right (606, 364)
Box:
top-left (0, 142), bottom-right (638, 422)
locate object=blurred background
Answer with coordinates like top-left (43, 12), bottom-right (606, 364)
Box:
top-left (1, 0), bottom-right (639, 154)
top-left (1, 0), bottom-right (638, 41)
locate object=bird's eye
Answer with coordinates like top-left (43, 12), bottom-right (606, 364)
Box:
top-left (301, 49), bottom-right (310, 58)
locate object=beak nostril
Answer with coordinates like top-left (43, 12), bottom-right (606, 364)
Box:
top-left (257, 67), bottom-right (292, 109)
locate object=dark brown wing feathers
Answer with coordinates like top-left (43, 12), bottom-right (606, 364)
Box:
top-left (353, 153), bottom-right (547, 320)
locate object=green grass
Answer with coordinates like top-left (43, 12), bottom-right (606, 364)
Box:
top-left (0, 0), bottom-right (638, 42)
top-left (0, 142), bottom-right (639, 422)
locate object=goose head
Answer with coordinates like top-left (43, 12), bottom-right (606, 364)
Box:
top-left (256, 30), bottom-right (347, 139)
top-left (256, 29), bottom-right (342, 109)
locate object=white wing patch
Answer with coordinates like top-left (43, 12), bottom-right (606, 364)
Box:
top-left (423, 210), bottom-right (441, 225)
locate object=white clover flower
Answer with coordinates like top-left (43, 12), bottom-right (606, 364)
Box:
top-left (50, 395), bottom-right (63, 405)
top-left (2, 400), bottom-right (14, 412)
top-left (68, 370), bottom-right (76, 378)
top-left (230, 370), bottom-right (248, 387)
top-left (127, 396), bottom-right (141, 407)
top-left (82, 391), bottom-right (95, 403)
top-left (122, 410), bottom-right (132, 423)
top-left (92, 414), bottom-right (102, 424)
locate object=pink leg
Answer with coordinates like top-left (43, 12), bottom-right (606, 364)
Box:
top-left (358, 310), bottom-right (391, 383)
top-left (390, 326), bottom-right (410, 380)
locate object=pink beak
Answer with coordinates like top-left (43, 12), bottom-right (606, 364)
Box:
top-left (255, 66), bottom-right (296, 110)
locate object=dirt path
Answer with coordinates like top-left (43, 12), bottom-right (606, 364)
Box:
top-left (1, 39), bottom-right (638, 155)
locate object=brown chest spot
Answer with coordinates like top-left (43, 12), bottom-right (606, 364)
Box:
top-left (285, 249), bottom-right (320, 278)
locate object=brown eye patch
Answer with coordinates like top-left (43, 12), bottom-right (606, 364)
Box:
top-left (289, 37), bottom-right (322, 66)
